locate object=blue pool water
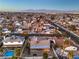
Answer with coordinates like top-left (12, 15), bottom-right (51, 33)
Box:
top-left (4, 51), bottom-right (14, 56)
top-left (74, 56), bottom-right (79, 59)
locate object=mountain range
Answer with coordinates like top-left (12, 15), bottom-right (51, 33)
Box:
top-left (20, 9), bottom-right (79, 14)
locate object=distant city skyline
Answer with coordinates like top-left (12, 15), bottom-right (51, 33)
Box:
top-left (0, 0), bottom-right (79, 11)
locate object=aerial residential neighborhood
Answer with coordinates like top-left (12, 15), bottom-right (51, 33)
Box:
top-left (0, 12), bottom-right (79, 59)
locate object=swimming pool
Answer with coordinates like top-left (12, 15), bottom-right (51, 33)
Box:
top-left (4, 51), bottom-right (14, 57)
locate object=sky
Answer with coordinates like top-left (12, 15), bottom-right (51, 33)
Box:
top-left (0, 0), bottom-right (79, 11)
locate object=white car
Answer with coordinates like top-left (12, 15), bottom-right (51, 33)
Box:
top-left (2, 31), bottom-right (11, 34)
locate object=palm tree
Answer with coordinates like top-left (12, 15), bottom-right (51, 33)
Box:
top-left (15, 48), bottom-right (21, 57)
top-left (68, 51), bottom-right (74, 59)
top-left (26, 42), bottom-right (30, 55)
top-left (8, 24), bottom-right (14, 32)
top-left (64, 38), bottom-right (70, 46)
top-left (53, 30), bottom-right (62, 37)
top-left (43, 52), bottom-right (48, 59)
top-left (0, 26), bottom-right (2, 36)
top-left (0, 26), bottom-right (2, 32)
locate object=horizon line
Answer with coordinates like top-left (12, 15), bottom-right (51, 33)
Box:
top-left (0, 9), bottom-right (79, 12)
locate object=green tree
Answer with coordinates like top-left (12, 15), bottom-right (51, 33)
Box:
top-left (62, 32), bottom-right (68, 37)
top-left (52, 57), bottom-right (57, 59)
top-left (10, 56), bottom-right (17, 59)
top-left (68, 25), bottom-right (76, 31)
top-left (0, 48), bottom-right (3, 52)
